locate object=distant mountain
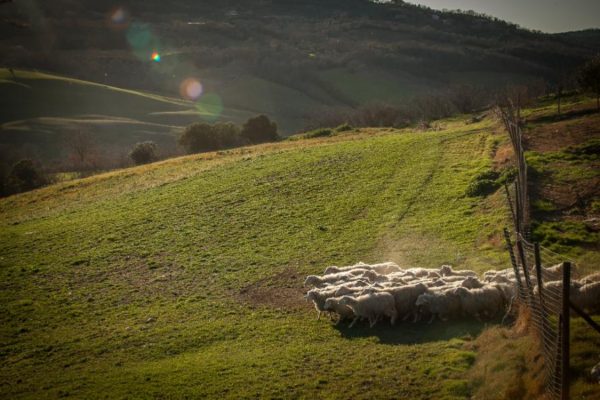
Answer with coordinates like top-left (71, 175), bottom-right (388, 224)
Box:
top-left (1, 0), bottom-right (598, 136)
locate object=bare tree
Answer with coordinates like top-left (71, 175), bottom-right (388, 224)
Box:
top-left (65, 130), bottom-right (97, 170)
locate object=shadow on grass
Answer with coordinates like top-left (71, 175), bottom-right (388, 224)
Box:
top-left (333, 318), bottom-right (495, 345)
top-left (528, 107), bottom-right (598, 125)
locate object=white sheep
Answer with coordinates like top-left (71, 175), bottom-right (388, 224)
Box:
top-left (439, 265), bottom-right (477, 278)
top-left (305, 289), bottom-right (337, 320)
top-left (304, 271), bottom-right (357, 288)
top-left (323, 262), bottom-right (372, 275)
top-left (324, 297), bottom-right (355, 324)
top-left (406, 267), bottom-right (437, 278)
top-left (461, 276), bottom-right (485, 289)
top-left (493, 283), bottom-right (517, 304)
top-left (386, 283), bottom-right (428, 322)
top-left (415, 289), bottom-right (462, 323)
top-left (454, 286), bottom-right (505, 320)
top-left (579, 272), bottom-right (600, 285)
top-left (339, 292), bottom-right (398, 328)
top-left (334, 284), bottom-right (364, 297)
top-left (361, 270), bottom-right (392, 284)
top-left (369, 262), bottom-right (403, 275)
top-left (572, 282), bottom-right (600, 314)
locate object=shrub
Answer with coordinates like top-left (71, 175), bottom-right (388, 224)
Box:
top-left (179, 122), bottom-right (242, 154)
top-left (335, 123), bottom-right (353, 132)
top-left (466, 179), bottom-right (498, 197)
top-left (129, 141), bottom-right (158, 165)
top-left (240, 115), bottom-right (279, 144)
top-left (304, 128), bottom-right (333, 138)
top-left (5, 159), bottom-right (48, 195)
top-left (466, 169), bottom-right (501, 197)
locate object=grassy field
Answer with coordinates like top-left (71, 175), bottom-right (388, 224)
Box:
top-left (1, 114), bottom-right (513, 399)
top-left (1, 99), bottom-right (598, 398)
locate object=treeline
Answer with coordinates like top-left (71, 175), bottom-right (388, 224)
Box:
top-left (306, 55), bottom-right (600, 129)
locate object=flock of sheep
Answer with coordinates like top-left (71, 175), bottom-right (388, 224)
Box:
top-left (304, 261), bottom-right (600, 328)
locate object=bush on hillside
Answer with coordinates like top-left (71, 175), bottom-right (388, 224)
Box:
top-left (179, 122), bottom-right (243, 154)
top-left (5, 159), bottom-right (49, 195)
top-left (240, 115), bottom-right (279, 144)
top-left (466, 169), bottom-right (501, 197)
top-left (335, 123), bottom-right (353, 132)
top-left (129, 141), bottom-right (158, 165)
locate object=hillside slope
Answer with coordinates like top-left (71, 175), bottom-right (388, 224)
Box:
top-left (1, 115), bottom-right (511, 399)
top-left (0, 69), bottom-right (256, 162)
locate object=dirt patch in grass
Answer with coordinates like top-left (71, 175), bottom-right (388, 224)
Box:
top-left (237, 267), bottom-right (308, 311)
top-left (493, 142), bottom-right (515, 170)
top-left (525, 111), bottom-right (600, 153)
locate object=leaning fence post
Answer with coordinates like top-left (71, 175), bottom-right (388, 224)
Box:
top-left (504, 228), bottom-right (524, 300)
top-left (516, 239), bottom-right (534, 300)
top-left (561, 261), bottom-right (571, 400)
top-left (534, 243), bottom-right (547, 331)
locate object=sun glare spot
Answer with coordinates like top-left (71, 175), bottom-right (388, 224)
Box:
top-left (108, 7), bottom-right (129, 30)
top-left (152, 52), bottom-right (161, 62)
top-left (179, 78), bottom-right (203, 100)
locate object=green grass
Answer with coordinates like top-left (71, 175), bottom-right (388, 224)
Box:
top-left (0, 117), bottom-right (510, 399)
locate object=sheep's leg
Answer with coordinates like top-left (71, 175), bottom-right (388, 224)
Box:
top-left (369, 316), bottom-right (377, 328)
top-left (349, 316), bottom-right (359, 328)
top-left (402, 313), bottom-right (411, 322)
top-left (440, 314), bottom-right (449, 322)
top-left (390, 312), bottom-right (397, 326)
top-left (412, 312), bottom-right (419, 323)
top-left (428, 314), bottom-right (435, 324)
top-left (317, 310), bottom-right (321, 320)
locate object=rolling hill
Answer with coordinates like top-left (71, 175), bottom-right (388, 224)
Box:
top-left (1, 96), bottom-right (599, 399)
top-left (0, 69), bottom-right (259, 163)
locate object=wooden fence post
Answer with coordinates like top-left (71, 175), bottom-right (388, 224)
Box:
top-left (516, 239), bottom-right (534, 300)
top-left (561, 261), bottom-right (571, 400)
top-left (534, 243), bottom-right (547, 332)
top-left (504, 229), bottom-right (524, 299)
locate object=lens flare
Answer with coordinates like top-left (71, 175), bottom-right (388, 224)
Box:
top-left (195, 93), bottom-right (224, 121)
top-left (179, 78), bottom-right (203, 100)
top-left (108, 7), bottom-right (129, 30)
top-left (152, 52), bottom-right (161, 62)
top-left (126, 22), bottom-right (161, 61)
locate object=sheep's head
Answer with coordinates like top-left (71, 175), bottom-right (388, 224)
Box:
top-left (415, 294), bottom-right (431, 307)
top-left (462, 276), bottom-right (482, 289)
top-left (454, 287), bottom-right (470, 298)
top-left (305, 290), bottom-right (318, 302)
top-left (324, 298), bottom-right (336, 310)
top-left (324, 266), bottom-right (339, 275)
top-left (363, 270), bottom-right (379, 282)
top-left (338, 296), bottom-right (354, 306)
top-left (304, 275), bottom-right (321, 287)
top-left (439, 265), bottom-right (453, 276)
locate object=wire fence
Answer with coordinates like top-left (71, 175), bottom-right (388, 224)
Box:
top-left (498, 102), bottom-right (599, 400)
